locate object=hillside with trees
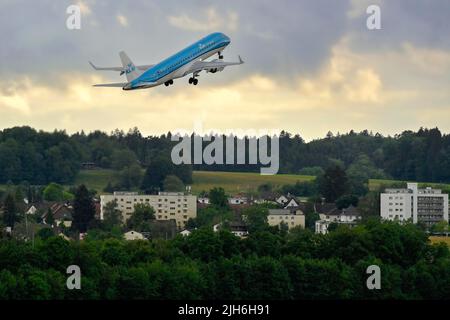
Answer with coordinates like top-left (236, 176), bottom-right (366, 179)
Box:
top-left (1, 126), bottom-right (450, 187)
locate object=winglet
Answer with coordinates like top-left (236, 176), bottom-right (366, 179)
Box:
top-left (238, 55), bottom-right (244, 64)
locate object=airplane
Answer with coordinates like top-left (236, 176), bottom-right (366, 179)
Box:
top-left (89, 32), bottom-right (244, 90)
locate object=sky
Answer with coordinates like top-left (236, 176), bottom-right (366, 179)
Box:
top-left (1, 0), bottom-right (450, 141)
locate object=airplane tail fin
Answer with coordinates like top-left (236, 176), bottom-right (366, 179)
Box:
top-left (119, 51), bottom-right (141, 82)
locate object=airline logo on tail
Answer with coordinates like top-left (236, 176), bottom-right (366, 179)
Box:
top-left (125, 63), bottom-right (135, 75)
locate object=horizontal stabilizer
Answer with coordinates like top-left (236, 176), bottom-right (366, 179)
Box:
top-left (93, 82), bottom-right (128, 88)
top-left (89, 62), bottom-right (123, 71)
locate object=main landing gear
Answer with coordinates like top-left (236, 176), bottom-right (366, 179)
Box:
top-left (218, 51), bottom-right (223, 59)
top-left (164, 79), bottom-right (174, 86)
top-left (188, 77), bottom-right (198, 85)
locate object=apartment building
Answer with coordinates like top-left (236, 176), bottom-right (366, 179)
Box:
top-left (100, 192), bottom-right (197, 228)
top-left (268, 209), bottom-right (305, 229)
top-left (380, 183), bottom-right (449, 228)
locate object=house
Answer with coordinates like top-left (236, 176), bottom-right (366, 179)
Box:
top-left (40, 202), bottom-right (73, 227)
top-left (124, 230), bottom-right (146, 240)
top-left (268, 208), bottom-right (305, 229)
top-left (228, 196), bottom-right (248, 205)
top-left (198, 197), bottom-right (210, 204)
top-left (180, 229), bottom-right (192, 236)
top-left (283, 197), bottom-right (300, 209)
top-left (275, 195), bottom-right (289, 205)
top-left (213, 221), bottom-right (249, 238)
top-left (52, 204), bottom-right (73, 228)
top-left (26, 205), bottom-right (38, 215)
top-left (315, 205), bottom-right (361, 234)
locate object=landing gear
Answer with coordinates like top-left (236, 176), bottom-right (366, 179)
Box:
top-left (188, 77), bottom-right (198, 85)
top-left (218, 51), bottom-right (223, 59)
top-left (164, 79), bottom-right (174, 86)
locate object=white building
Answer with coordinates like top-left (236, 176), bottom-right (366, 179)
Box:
top-left (268, 209), bottom-right (305, 229)
top-left (124, 230), bottom-right (146, 240)
top-left (275, 195), bottom-right (289, 205)
top-left (380, 183), bottom-right (449, 228)
top-left (213, 222), bottom-right (249, 238)
top-left (100, 191), bottom-right (197, 229)
top-left (179, 229), bottom-right (192, 236)
top-left (198, 197), bottom-right (210, 204)
top-left (228, 196), bottom-right (248, 205)
top-left (315, 205), bottom-right (361, 234)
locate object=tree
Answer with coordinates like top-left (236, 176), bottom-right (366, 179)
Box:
top-left (111, 149), bottom-right (138, 170)
top-left (43, 183), bottom-right (64, 201)
top-left (335, 194), bottom-right (359, 209)
top-left (209, 187), bottom-right (228, 208)
top-left (45, 208), bottom-right (55, 226)
top-left (141, 156), bottom-right (172, 192)
top-left (103, 199), bottom-right (122, 229)
top-left (347, 155), bottom-right (386, 196)
top-left (37, 227), bottom-right (54, 240)
top-left (72, 185), bottom-right (96, 233)
top-left (318, 165), bottom-right (349, 202)
top-left (163, 175), bottom-right (184, 192)
top-left (116, 164), bottom-right (143, 190)
top-left (244, 206), bottom-right (269, 233)
top-left (126, 203), bottom-right (155, 231)
top-left (3, 194), bottom-right (18, 228)
top-left (431, 220), bottom-right (449, 234)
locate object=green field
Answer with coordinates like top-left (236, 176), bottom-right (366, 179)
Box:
top-left (70, 169), bottom-right (315, 194)
top-left (369, 179), bottom-right (450, 191)
top-left (3, 169), bottom-right (449, 196)
top-left (191, 171), bottom-right (315, 194)
top-left (73, 169), bottom-right (117, 192)
top-left (430, 236), bottom-right (450, 247)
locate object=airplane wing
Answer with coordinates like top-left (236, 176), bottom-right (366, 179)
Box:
top-left (188, 56), bottom-right (244, 75)
top-left (89, 62), bottom-right (154, 73)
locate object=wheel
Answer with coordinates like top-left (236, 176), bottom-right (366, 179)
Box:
top-left (169, 80), bottom-right (174, 85)
top-left (188, 77), bottom-right (193, 84)
top-left (193, 79), bottom-right (198, 85)
top-left (164, 82), bottom-right (169, 87)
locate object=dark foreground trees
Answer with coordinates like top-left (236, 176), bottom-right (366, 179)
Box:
top-left (72, 185), bottom-right (96, 233)
top-left (0, 220), bottom-right (449, 300)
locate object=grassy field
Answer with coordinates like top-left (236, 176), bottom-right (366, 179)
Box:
top-left (73, 169), bottom-right (117, 192)
top-left (69, 169), bottom-right (315, 194)
top-left (191, 171), bottom-right (315, 194)
top-left (3, 169), bottom-right (449, 196)
top-left (429, 236), bottom-right (450, 247)
top-left (369, 179), bottom-right (450, 191)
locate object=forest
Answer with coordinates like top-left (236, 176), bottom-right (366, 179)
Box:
top-left (0, 218), bottom-right (449, 299)
top-left (0, 126), bottom-right (449, 185)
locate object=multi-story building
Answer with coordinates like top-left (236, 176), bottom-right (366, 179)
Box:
top-left (380, 183), bottom-right (449, 228)
top-left (100, 192), bottom-right (197, 228)
top-left (268, 209), bottom-right (305, 229)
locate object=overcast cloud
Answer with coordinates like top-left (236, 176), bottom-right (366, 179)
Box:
top-left (0, 0), bottom-right (449, 140)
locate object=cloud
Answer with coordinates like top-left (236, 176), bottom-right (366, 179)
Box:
top-left (1, 0), bottom-right (450, 140)
top-left (168, 7), bottom-right (238, 32)
top-left (116, 14), bottom-right (128, 27)
top-left (75, 0), bottom-right (92, 16)
top-left (1, 37), bottom-right (449, 141)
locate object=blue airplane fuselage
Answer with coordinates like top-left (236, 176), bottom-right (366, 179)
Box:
top-left (129, 32), bottom-right (230, 89)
